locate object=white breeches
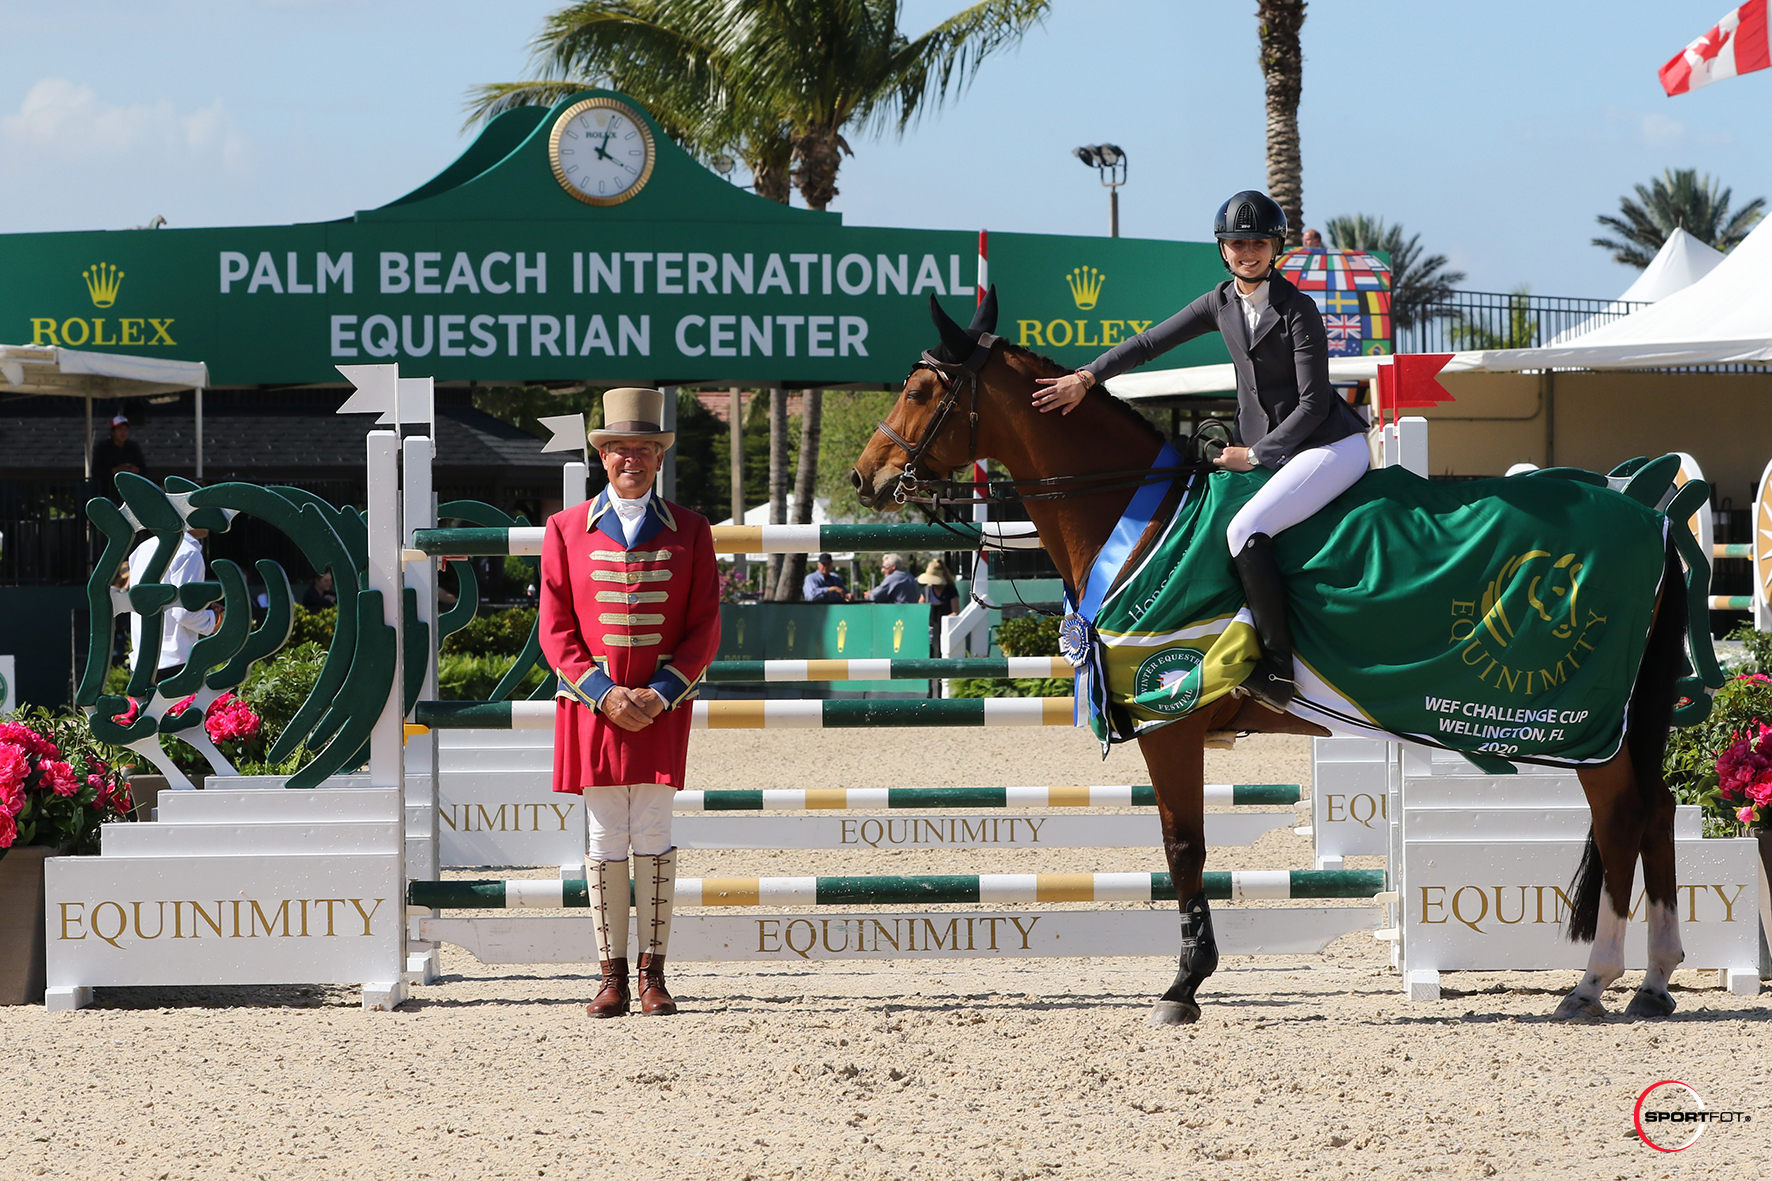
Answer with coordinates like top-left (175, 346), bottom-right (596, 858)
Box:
top-left (1226, 434), bottom-right (1371, 554)
top-left (585, 783), bottom-right (676, 860)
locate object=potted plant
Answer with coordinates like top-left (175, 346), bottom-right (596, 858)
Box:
top-left (0, 708), bottom-right (135, 1005)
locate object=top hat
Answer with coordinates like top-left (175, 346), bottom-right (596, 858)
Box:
top-left (588, 387), bottom-right (675, 450)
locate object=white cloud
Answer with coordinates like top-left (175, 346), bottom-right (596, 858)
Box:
top-left (1639, 111), bottom-right (1687, 148)
top-left (1, 78), bottom-right (250, 176)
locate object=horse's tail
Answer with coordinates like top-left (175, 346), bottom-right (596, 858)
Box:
top-left (1568, 537), bottom-right (1686, 944)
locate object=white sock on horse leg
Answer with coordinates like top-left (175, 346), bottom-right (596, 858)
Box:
top-left (1574, 888), bottom-right (1629, 1001)
top-left (1640, 899), bottom-right (1684, 996)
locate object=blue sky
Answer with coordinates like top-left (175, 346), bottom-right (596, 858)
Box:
top-left (1, 0), bottom-right (1764, 299)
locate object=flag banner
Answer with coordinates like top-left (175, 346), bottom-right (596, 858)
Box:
top-left (1084, 466), bottom-right (1670, 769)
top-left (1660, 0), bottom-right (1771, 95)
top-left (1277, 248), bottom-right (1393, 357)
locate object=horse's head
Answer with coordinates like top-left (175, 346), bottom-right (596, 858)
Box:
top-left (851, 287), bottom-right (999, 510)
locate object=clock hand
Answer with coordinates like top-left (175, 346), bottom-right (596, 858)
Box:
top-left (593, 141), bottom-right (614, 162)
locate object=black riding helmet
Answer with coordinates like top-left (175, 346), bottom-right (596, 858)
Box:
top-left (1213, 190), bottom-right (1287, 274)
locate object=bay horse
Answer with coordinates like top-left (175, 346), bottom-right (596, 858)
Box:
top-left (850, 292), bottom-right (1689, 1025)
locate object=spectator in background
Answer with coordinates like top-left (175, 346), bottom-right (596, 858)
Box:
top-left (918, 559), bottom-right (959, 653)
top-left (1301, 228), bottom-right (1324, 249)
top-left (302, 570), bottom-right (337, 611)
top-left (802, 553), bottom-right (849, 603)
top-left (867, 554), bottom-right (921, 603)
top-left (126, 526), bottom-right (217, 683)
top-left (92, 414), bottom-right (145, 495)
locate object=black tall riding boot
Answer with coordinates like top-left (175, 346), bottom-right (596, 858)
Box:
top-left (1233, 533), bottom-right (1296, 710)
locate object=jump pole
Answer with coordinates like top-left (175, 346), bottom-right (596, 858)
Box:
top-left (415, 698), bottom-right (1077, 729)
top-left (410, 869), bottom-right (1385, 909)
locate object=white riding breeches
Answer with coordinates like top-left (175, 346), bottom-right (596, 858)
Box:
top-left (1226, 433), bottom-right (1371, 554)
top-left (585, 783), bottom-right (677, 860)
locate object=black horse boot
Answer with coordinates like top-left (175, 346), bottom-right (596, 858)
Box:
top-left (1150, 892), bottom-right (1219, 1026)
top-left (1233, 532), bottom-right (1296, 711)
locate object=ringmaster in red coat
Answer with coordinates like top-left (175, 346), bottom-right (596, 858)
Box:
top-left (539, 387), bottom-right (720, 1019)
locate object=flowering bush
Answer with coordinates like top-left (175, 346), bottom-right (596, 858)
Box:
top-left (1718, 718), bottom-right (1772, 826)
top-left (1666, 672), bottom-right (1772, 834)
top-left (0, 708), bottom-right (134, 855)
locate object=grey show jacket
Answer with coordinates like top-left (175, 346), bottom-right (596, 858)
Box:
top-left (1082, 272), bottom-right (1367, 469)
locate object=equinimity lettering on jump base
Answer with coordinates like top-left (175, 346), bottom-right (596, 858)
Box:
top-left (839, 817), bottom-right (1047, 847)
top-left (57, 897), bottom-right (388, 949)
top-left (755, 915), bottom-right (1042, 959)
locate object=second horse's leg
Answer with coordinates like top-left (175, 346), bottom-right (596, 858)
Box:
top-left (1556, 758), bottom-right (1648, 1021)
top-left (1141, 713), bottom-right (1218, 1026)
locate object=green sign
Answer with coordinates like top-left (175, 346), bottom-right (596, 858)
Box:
top-left (0, 90), bottom-right (1232, 387)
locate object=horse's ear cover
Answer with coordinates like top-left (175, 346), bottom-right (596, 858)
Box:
top-left (968, 285), bottom-right (999, 336)
top-left (928, 293), bottom-right (976, 362)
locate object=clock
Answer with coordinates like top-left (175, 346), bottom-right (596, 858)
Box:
top-left (549, 97), bottom-right (656, 206)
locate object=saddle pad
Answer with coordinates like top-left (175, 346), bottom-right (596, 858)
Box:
top-left (1088, 465), bottom-right (1668, 768)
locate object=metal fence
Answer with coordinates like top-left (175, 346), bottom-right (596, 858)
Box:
top-left (1396, 290), bottom-right (1650, 354)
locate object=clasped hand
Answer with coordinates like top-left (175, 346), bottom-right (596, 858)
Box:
top-left (601, 685), bottom-right (666, 732)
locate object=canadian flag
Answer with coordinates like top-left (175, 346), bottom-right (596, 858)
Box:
top-left (1660, 0), bottom-right (1771, 95)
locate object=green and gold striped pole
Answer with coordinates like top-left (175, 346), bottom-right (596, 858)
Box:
top-left (707, 657), bottom-right (1073, 682)
top-left (674, 784), bottom-right (1302, 810)
top-left (410, 521), bottom-right (1044, 558)
top-left (415, 698), bottom-right (1077, 730)
top-left (409, 869), bottom-right (1383, 909)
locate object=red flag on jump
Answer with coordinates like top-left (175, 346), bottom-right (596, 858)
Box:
top-left (1660, 1), bottom-right (1771, 95)
top-left (1374, 355), bottom-right (1454, 426)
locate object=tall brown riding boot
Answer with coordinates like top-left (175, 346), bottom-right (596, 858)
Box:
top-left (586, 857), bottom-right (631, 1018)
top-left (633, 848), bottom-right (679, 1015)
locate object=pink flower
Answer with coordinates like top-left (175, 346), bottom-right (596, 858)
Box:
top-left (42, 760), bottom-right (77, 797)
top-left (1734, 673), bottom-right (1772, 685)
top-left (111, 698), bottom-right (139, 725)
top-left (204, 694), bottom-right (261, 744)
top-left (1741, 805), bottom-right (1760, 826)
top-left (0, 722), bottom-right (56, 760)
top-left (0, 809), bottom-right (14, 849)
top-left (166, 694), bottom-right (198, 718)
top-left (0, 743), bottom-right (27, 796)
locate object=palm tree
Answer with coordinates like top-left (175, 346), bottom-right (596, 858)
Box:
top-left (467, 0), bottom-right (1050, 211)
top-left (1257, 0), bottom-right (1307, 249)
top-left (1593, 168), bottom-right (1765, 268)
top-left (1323, 214), bottom-right (1467, 331)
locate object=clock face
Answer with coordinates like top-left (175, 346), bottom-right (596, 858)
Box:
top-left (549, 98), bottom-right (655, 206)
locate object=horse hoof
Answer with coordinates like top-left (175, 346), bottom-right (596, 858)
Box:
top-left (1148, 1000), bottom-right (1200, 1026)
top-left (1624, 988), bottom-right (1677, 1019)
top-left (1552, 994), bottom-right (1607, 1022)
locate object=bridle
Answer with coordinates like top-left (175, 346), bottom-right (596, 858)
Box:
top-left (872, 333), bottom-right (998, 506)
top-left (870, 332), bottom-right (1218, 515)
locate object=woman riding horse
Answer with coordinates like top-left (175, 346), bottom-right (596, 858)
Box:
top-left (1034, 191), bottom-right (1370, 711)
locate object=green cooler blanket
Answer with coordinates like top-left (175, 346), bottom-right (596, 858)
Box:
top-left (1084, 466), bottom-right (1671, 767)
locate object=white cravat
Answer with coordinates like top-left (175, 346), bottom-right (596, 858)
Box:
top-left (610, 490), bottom-right (650, 546)
top-left (1236, 279), bottom-right (1271, 342)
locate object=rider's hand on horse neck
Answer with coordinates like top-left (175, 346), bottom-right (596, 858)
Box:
top-left (1032, 371), bottom-right (1091, 415)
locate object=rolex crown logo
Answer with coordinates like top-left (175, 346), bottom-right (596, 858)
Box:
top-left (1065, 266), bottom-right (1105, 311)
top-left (83, 262), bottom-right (124, 308)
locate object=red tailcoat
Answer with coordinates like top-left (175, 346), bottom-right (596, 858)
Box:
top-left (539, 489), bottom-right (720, 792)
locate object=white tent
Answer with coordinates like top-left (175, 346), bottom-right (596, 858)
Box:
top-left (1547, 228), bottom-right (1726, 344)
top-left (0, 344), bottom-right (211, 477)
top-left (1615, 227), bottom-right (1725, 304)
top-left (1114, 219), bottom-right (1772, 400)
